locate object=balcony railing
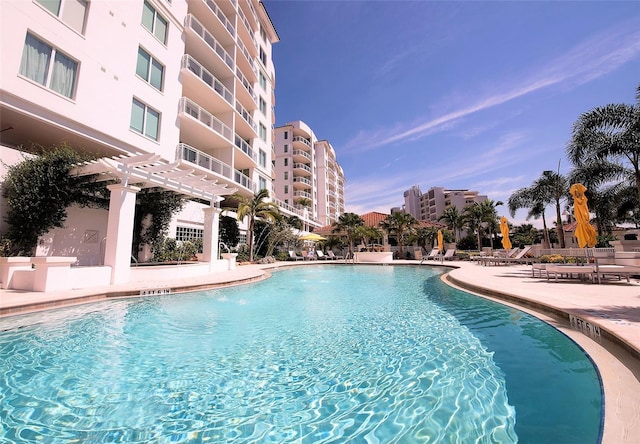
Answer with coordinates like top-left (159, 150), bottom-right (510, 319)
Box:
top-left (293, 191), bottom-right (311, 199)
top-left (234, 134), bottom-right (256, 161)
top-left (293, 177), bottom-right (311, 186)
top-left (292, 136), bottom-right (311, 148)
top-left (235, 100), bottom-right (257, 133)
top-left (235, 67), bottom-right (257, 104)
top-left (178, 143), bottom-right (233, 180)
top-left (236, 4), bottom-right (256, 48)
top-left (182, 55), bottom-right (233, 106)
top-left (180, 97), bottom-right (232, 141)
top-left (178, 143), bottom-right (254, 191)
top-left (293, 163), bottom-right (311, 173)
top-left (186, 14), bottom-right (234, 70)
top-left (292, 149), bottom-right (311, 161)
top-left (202, 0), bottom-right (235, 36)
top-left (236, 35), bottom-right (257, 76)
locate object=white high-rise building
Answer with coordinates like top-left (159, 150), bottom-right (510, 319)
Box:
top-left (273, 121), bottom-right (345, 229)
top-left (403, 186), bottom-right (487, 222)
top-left (0, 0), bottom-right (278, 282)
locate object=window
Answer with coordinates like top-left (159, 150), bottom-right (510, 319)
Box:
top-left (136, 47), bottom-right (164, 91)
top-left (259, 97), bottom-right (266, 115)
top-left (19, 33), bottom-right (78, 98)
top-left (284, 171), bottom-right (288, 180)
top-left (36, 0), bottom-right (88, 34)
top-left (176, 226), bottom-right (203, 242)
top-left (259, 47), bottom-right (267, 65)
top-left (259, 123), bottom-right (267, 142)
top-left (284, 158), bottom-right (288, 167)
top-left (259, 176), bottom-right (267, 191)
top-left (283, 144), bottom-right (288, 153)
top-left (259, 149), bottom-right (267, 168)
top-left (130, 98), bottom-right (160, 140)
top-left (284, 185), bottom-right (289, 194)
top-left (142, 1), bottom-right (168, 44)
top-left (259, 71), bottom-right (267, 90)
top-left (284, 131), bottom-right (288, 140)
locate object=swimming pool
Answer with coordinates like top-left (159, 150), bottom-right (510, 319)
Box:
top-left (1, 265), bottom-right (602, 443)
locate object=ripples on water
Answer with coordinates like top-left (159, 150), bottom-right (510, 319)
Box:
top-left (0, 265), bottom-right (601, 443)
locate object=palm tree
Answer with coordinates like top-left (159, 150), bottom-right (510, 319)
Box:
top-left (411, 226), bottom-right (439, 253)
top-left (479, 199), bottom-right (503, 248)
top-left (380, 212), bottom-right (418, 258)
top-left (463, 203), bottom-right (485, 251)
top-left (508, 170), bottom-right (568, 248)
top-left (234, 189), bottom-right (280, 262)
top-left (332, 212), bottom-right (364, 258)
top-left (355, 225), bottom-right (383, 250)
top-left (568, 82), bottom-right (640, 212)
top-left (438, 206), bottom-right (465, 242)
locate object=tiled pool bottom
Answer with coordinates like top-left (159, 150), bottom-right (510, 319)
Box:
top-left (1, 265), bottom-right (602, 443)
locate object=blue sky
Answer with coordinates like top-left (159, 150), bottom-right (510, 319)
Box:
top-left (263, 1), bottom-right (640, 227)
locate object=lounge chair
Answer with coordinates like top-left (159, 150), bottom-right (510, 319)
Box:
top-left (316, 250), bottom-right (329, 260)
top-left (443, 249), bottom-right (456, 260)
top-left (420, 248), bottom-right (440, 264)
top-left (498, 246), bottom-right (534, 265)
top-left (302, 250), bottom-right (316, 260)
top-left (480, 248), bottom-right (521, 266)
top-left (288, 251), bottom-right (303, 261)
top-left (327, 250), bottom-right (344, 260)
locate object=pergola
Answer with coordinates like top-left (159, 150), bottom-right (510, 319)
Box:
top-left (74, 152), bottom-right (237, 284)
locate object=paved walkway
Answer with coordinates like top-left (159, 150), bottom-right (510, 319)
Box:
top-left (1, 260), bottom-right (639, 443)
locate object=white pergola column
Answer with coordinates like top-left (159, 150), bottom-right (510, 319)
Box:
top-left (104, 184), bottom-right (140, 284)
top-left (202, 206), bottom-right (221, 268)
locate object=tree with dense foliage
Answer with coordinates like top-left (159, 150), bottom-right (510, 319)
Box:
top-left (463, 203), bottom-right (485, 251)
top-left (411, 226), bottom-right (440, 253)
top-left (1, 144), bottom-right (106, 256)
top-left (479, 199), bottom-right (503, 248)
top-left (234, 189), bottom-right (280, 262)
top-left (133, 189), bottom-right (186, 260)
top-left (219, 215), bottom-right (240, 248)
top-left (355, 225), bottom-right (383, 250)
top-left (380, 212), bottom-right (418, 258)
top-left (438, 206), bottom-right (465, 242)
top-left (508, 188), bottom-right (551, 248)
top-left (332, 212), bottom-right (364, 258)
top-left (568, 82), bottom-right (640, 215)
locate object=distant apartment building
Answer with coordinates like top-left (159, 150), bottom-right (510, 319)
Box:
top-left (403, 186), bottom-right (487, 222)
top-left (1, 0), bottom-right (279, 260)
top-left (273, 121), bottom-right (346, 229)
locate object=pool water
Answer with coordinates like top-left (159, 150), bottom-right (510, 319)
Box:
top-left (1, 265), bottom-right (602, 443)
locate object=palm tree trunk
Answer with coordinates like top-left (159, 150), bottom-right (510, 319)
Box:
top-left (555, 201), bottom-right (565, 248)
top-left (542, 213), bottom-right (551, 249)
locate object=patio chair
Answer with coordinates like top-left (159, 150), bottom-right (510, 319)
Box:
top-left (316, 250), bottom-right (329, 260)
top-left (420, 248), bottom-right (440, 264)
top-left (443, 249), bottom-right (456, 260)
top-left (302, 250), bottom-right (316, 261)
top-left (498, 246), bottom-right (534, 265)
top-left (327, 250), bottom-right (344, 260)
top-left (288, 251), bottom-right (303, 261)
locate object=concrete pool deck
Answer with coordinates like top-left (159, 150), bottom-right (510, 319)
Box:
top-left (1, 259), bottom-right (639, 442)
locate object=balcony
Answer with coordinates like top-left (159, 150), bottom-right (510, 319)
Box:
top-left (181, 55), bottom-right (233, 113)
top-left (185, 14), bottom-right (234, 75)
top-left (178, 143), bottom-right (254, 193)
top-left (235, 67), bottom-right (257, 109)
top-left (292, 135), bottom-right (311, 149)
top-left (293, 176), bottom-right (311, 189)
top-left (235, 100), bottom-right (257, 136)
top-left (179, 97), bottom-right (232, 148)
top-left (292, 149), bottom-right (311, 163)
top-left (234, 134), bottom-right (257, 168)
top-left (293, 162), bottom-right (311, 175)
top-left (293, 191), bottom-right (311, 200)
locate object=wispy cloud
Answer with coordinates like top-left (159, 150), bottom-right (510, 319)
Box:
top-left (342, 18), bottom-right (640, 154)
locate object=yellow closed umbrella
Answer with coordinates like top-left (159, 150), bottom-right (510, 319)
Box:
top-left (437, 229), bottom-right (443, 252)
top-left (500, 216), bottom-right (512, 250)
top-left (570, 183), bottom-right (597, 248)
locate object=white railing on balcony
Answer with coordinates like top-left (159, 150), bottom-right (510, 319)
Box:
top-left (236, 4), bottom-right (256, 47)
top-left (180, 97), bottom-right (232, 141)
top-left (294, 191), bottom-right (311, 199)
top-left (236, 35), bottom-right (257, 76)
top-left (234, 100), bottom-right (257, 133)
top-left (293, 177), bottom-right (311, 186)
top-left (186, 14), bottom-right (234, 70)
top-left (202, 0), bottom-right (235, 36)
top-left (234, 170), bottom-right (253, 190)
top-left (182, 55), bottom-right (233, 106)
top-left (292, 149), bottom-right (311, 161)
top-left (293, 162), bottom-right (311, 173)
top-left (234, 134), bottom-right (257, 161)
top-left (292, 136), bottom-right (311, 148)
top-left (178, 143), bottom-right (233, 180)
top-left (235, 67), bottom-right (257, 103)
